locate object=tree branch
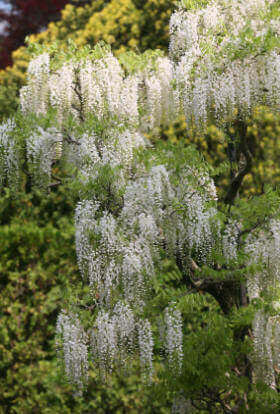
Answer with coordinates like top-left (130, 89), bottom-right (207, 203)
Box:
top-left (71, 79), bottom-right (85, 122)
top-left (63, 132), bottom-right (81, 146)
top-left (224, 119), bottom-right (253, 205)
top-left (176, 258), bottom-right (245, 314)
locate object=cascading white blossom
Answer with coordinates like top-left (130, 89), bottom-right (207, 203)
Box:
top-left (121, 159), bottom-right (218, 270)
top-left (245, 219), bottom-right (280, 386)
top-left (184, 193), bottom-right (216, 261)
top-left (88, 212), bottom-right (121, 302)
top-left (138, 319), bottom-right (154, 383)
top-left (79, 53), bottom-right (124, 120)
top-left (101, 129), bottom-right (147, 169)
top-left (75, 196), bottom-right (158, 307)
top-left (75, 200), bottom-right (100, 278)
top-left (162, 167), bottom-right (218, 262)
top-left (68, 132), bottom-right (101, 183)
top-left (75, 201), bottom-right (122, 304)
top-left (252, 311), bottom-right (276, 389)
top-left (26, 127), bottom-right (61, 188)
top-left (164, 306), bottom-right (183, 373)
top-left (245, 220), bottom-right (280, 301)
top-left (222, 220), bottom-right (239, 263)
top-left (56, 310), bottom-right (88, 395)
top-left (91, 302), bottom-right (136, 376)
top-left (122, 165), bottom-right (175, 228)
top-left (0, 118), bottom-right (19, 189)
top-left (20, 49), bottom-right (178, 131)
top-left (138, 57), bottom-right (179, 131)
top-left (91, 310), bottom-right (117, 376)
top-left (169, 9), bottom-right (201, 61)
top-left (113, 301), bottom-right (135, 356)
top-left (121, 239), bottom-right (155, 305)
top-left (67, 128), bottom-right (147, 187)
top-left (170, 0), bottom-right (280, 128)
top-left (20, 53), bottom-right (50, 115)
top-left (49, 62), bottom-right (75, 124)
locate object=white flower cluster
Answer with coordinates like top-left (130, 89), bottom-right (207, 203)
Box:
top-left (75, 200), bottom-right (100, 279)
top-left (245, 220), bottom-right (280, 301)
top-left (26, 127), bottom-right (62, 188)
top-left (87, 211), bottom-right (122, 304)
top-left (222, 220), bottom-right (239, 263)
top-left (121, 162), bottom-right (217, 271)
top-left (67, 128), bottom-right (147, 185)
top-left (139, 57), bottom-right (179, 131)
top-left (90, 302), bottom-right (157, 382)
top-left (162, 168), bottom-right (218, 263)
top-left (92, 310), bottom-right (117, 376)
top-left (19, 50), bottom-right (178, 132)
top-left (122, 165), bottom-right (174, 229)
top-left (175, 54), bottom-right (280, 129)
top-left (164, 306), bottom-right (183, 373)
top-left (79, 54), bottom-right (130, 121)
top-left (20, 53), bottom-right (50, 115)
top-left (245, 220), bottom-right (280, 387)
top-left (91, 302), bottom-right (135, 377)
top-left (252, 311), bottom-right (280, 389)
top-left (120, 242), bottom-right (149, 305)
top-left (75, 166), bottom-right (171, 306)
top-left (49, 62), bottom-right (75, 124)
top-left (56, 310), bottom-right (88, 395)
top-left (75, 198), bottom-right (154, 306)
top-left (73, 159), bottom-right (218, 384)
top-left (170, 0), bottom-right (280, 128)
top-left (170, 0), bottom-right (273, 60)
top-left (75, 201), bottom-right (156, 306)
top-left (0, 118), bottom-right (18, 189)
top-left (138, 319), bottom-right (154, 383)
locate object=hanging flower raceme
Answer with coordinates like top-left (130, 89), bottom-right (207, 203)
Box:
top-left (20, 53), bottom-right (50, 115)
top-left (245, 219), bottom-right (280, 387)
top-left (171, 0), bottom-right (280, 129)
top-left (19, 46), bottom-right (178, 132)
top-left (26, 127), bottom-right (62, 189)
top-left (91, 302), bottom-right (136, 378)
top-left (138, 319), bottom-right (154, 383)
top-left (0, 118), bottom-right (19, 190)
top-left (164, 305), bottom-right (183, 374)
top-left (56, 310), bottom-right (88, 395)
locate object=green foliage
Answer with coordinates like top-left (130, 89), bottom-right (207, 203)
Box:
top-left (119, 49), bottom-right (165, 74)
top-left (180, 0), bottom-right (210, 10)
